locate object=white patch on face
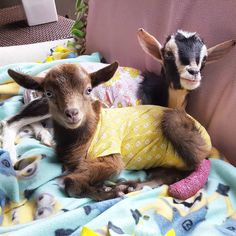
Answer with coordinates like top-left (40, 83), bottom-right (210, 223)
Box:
top-left (165, 36), bottom-right (196, 90)
top-left (180, 77), bottom-right (201, 90)
top-left (178, 59), bottom-right (200, 88)
top-left (177, 30), bottom-right (196, 38)
top-left (165, 35), bottom-right (179, 57)
top-left (164, 35), bottom-right (180, 68)
top-left (164, 33), bottom-right (208, 90)
top-left (165, 37), bottom-right (192, 86)
top-left (179, 44), bottom-right (207, 90)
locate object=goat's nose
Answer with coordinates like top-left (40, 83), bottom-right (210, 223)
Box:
top-left (187, 69), bottom-right (199, 76)
top-left (65, 108), bottom-right (79, 120)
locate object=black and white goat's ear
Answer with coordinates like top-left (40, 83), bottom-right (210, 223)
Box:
top-left (8, 69), bottom-right (44, 91)
top-left (206, 39), bottom-right (236, 64)
top-left (90, 62), bottom-right (119, 88)
top-left (137, 28), bottom-right (163, 64)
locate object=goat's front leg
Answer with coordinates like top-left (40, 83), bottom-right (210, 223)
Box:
top-left (0, 98), bottom-right (50, 165)
top-left (64, 154), bottom-right (137, 200)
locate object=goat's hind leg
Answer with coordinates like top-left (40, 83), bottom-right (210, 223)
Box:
top-left (0, 98), bottom-right (50, 165)
top-left (64, 154), bottom-right (137, 200)
top-left (135, 167), bottom-right (190, 190)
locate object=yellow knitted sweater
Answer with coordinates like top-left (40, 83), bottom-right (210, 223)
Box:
top-left (88, 105), bottom-right (212, 170)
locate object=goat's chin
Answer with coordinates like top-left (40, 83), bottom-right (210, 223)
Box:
top-left (57, 116), bottom-right (84, 130)
top-left (180, 74), bottom-right (201, 90)
top-left (64, 119), bottom-right (84, 129)
top-left (180, 78), bottom-right (201, 90)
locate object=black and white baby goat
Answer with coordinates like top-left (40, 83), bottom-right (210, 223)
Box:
top-left (137, 29), bottom-right (235, 108)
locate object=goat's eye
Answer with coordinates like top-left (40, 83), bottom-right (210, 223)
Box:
top-left (45, 90), bottom-right (53, 98)
top-left (85, 87), bottom-right (92, 95)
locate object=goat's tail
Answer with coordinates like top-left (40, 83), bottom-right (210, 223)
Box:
top-left (161, 109), bottom-right (211, 170)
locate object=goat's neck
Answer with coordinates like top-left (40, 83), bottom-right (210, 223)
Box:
top-left (168, 87), bottom-right (189, 109)
top-left (53, 101), bottom-right (101, 169)
top-left (161, 69), bottom-right (189, 109)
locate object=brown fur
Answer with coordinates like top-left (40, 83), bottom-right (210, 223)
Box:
top-left (161, 109), bottom-right (210, 170)
top-left (55, 100), bottom-right (102, 170)
top-left (137, 167), bottom-right (190, 190)
top-left (8, 63), bottom-right (209, 200)
top-left (64, 154), bottom-right (125, 200)
top-left (168, 87), bottom-right (189, 109)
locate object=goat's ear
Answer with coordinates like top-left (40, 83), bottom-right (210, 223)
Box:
top-left (206, 39), bottom-right (236, 64)
top-left (8, 69), bottom-right (44, 91)
top-left (137, 28), bottom-right (163, 64)
top-left (90, 62), bottom-right (119, 87)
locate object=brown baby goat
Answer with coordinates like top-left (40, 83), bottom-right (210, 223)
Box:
top-left (8, 63), bottom-right (211, 200)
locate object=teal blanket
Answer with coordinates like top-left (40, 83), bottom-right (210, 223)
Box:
top-left (0, 57), bottom-right (236, 236)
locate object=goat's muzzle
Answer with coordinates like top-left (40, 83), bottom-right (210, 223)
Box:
top-left (187, 69), bottom-right (199, 76)
top-left (64, 108), bottom-right (81, 124)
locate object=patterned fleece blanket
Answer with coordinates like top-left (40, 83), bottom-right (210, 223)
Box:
top-left (0, 58), bottom-right (236, 236)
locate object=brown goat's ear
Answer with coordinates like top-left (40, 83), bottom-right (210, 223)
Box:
top-left (8, 69), bottom-right (44, 91)
top-left (90, 62), bottom-right (119, 87)
top-left (137, 28), bottom-right (163, 64)
top-left (206, 39), bottom-right (236, 64)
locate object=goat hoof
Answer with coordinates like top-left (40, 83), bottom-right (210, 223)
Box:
top-left (104, 186), bottom-right (112, 192)
top-left (113, 181), bottom-right (138, 196)
top-left (128, 186), bottom-right (135, 192)
top-left (38, 129), bottom-right (54, 147)
top-left (117, 191), bottom-right (125, 197)
top-left (116, 184), bottom-right (128, 192)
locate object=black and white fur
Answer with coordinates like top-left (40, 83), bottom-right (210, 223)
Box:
top-left (0, 98), bottom-right (51, 164)
top-left (1, 29), bottom-right (235, 165)
top-left (137, 29), bottom-right (235, 108)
